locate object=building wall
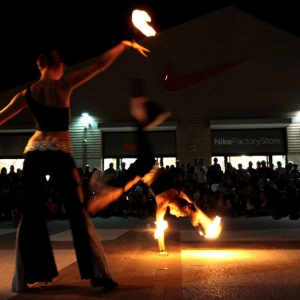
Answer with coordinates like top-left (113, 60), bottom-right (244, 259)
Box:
top-left (287, 123), bottom-right (300, 164)
top-left (176, 120), bottom-right (211, 165)
top-left (70, 116), bottom-right (102, 169)
top-left (0, 6), bottom-right (300, 166)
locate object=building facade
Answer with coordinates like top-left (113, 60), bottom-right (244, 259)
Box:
top-left (1, 6), bottom-right (300, 171)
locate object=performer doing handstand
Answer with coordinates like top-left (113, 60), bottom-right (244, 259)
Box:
top-left (87, 79), bottom-right (219, 255)
top-left (87, 78), bottom-right (172, 214)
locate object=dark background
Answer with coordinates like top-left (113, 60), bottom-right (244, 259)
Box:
top-left (0, 0), bottom-right (299, 92)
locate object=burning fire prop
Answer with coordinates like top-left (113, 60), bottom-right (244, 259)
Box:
top-left (153, 192), bottom-right (222, 256)
top-left (132, 9), bottom-right (156, 37)
top-left (200, 215), bottom-right (222, 239)
top-left (155, 216), bottom-right (221, 244)
top-left (154, 220), bottom-right (168, 239)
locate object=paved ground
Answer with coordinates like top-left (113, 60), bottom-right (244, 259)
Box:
top-left (1, 214), bottom-right (300, 300)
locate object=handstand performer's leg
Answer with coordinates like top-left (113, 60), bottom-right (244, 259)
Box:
top-left (88, 79), bottom-right (171, 215)
top-left (88, 125), bottom-right (155, 214)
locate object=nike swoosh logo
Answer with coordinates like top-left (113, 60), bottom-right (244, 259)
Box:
top-left (123, 138), bottom-right (154, 151)
top-left (162, 60), bottom-right (246, 92)
top-left (123, 140), bottom-right (138, 151)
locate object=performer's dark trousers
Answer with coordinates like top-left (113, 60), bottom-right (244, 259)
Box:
top-left (12, 150), bottom-right (110, 292)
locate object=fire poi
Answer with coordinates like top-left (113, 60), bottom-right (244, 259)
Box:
top-left (132, 9), bottom-right (156, 37)
top-left (141, 164), bottom-right (222, 256)
top-left (153, 194), bottom-right (222, 256)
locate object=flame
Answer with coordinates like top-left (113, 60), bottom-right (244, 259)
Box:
top-left (200, 216), bottom-right (222, 239)
top-left (132, 9), bottom-right (156, 37)
top-left (154, 220), bottom-right (168, 239)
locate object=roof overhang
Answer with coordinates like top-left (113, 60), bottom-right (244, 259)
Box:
top-left (98, 121), bottom-right (177, 132)
top-left (209, 118), bottom-right (292, 130)
top-left (0, 128), bottom-right (35, 133)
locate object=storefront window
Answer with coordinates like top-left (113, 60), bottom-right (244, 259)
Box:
top-left (211, 155), bottom-right (286, 171)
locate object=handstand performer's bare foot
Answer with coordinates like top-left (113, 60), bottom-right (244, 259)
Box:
top-left (130, 97), bottom-right (149, 127)
top-left (130, 97), bottom-right (171, 130)
top-left (130, 78), bottom-right (171, 130)
top-left (144, 109), bottom-right (172, 131)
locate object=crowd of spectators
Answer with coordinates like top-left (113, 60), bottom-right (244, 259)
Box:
top-left (78, 158), bottom-right (300, 221)
top-left (0, 165), bottom-right (23, 220)
top-left (2, 158), bottom-right (300, 221)
top-left (172, 158), bottom-right (300, 220)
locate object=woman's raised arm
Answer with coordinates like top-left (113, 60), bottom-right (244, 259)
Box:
top-left (0, 91), bottom-right (27, 126)
top-left (65, 40), bottom-right (149, 91)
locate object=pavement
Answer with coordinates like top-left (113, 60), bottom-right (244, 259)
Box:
top-left (1, 214), bottom-right (300, 300)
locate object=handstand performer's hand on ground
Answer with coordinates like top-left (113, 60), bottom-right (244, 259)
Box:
top-left (157, 250), bottom-right (169, 257)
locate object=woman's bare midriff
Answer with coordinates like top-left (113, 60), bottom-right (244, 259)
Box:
top-left (28, 131), bottom-right (71, 143)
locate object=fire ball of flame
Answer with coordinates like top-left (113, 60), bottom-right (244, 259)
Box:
top-left (154, 220), bottom-right (168, 239)
top-left (132, 9), bottom-right (156, 37)
top-left (200, 216), bottom-right (222, 239)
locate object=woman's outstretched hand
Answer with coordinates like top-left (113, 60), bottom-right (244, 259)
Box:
top-left (122, 40), bottom-right (150, 57)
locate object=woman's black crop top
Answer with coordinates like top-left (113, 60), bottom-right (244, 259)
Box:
top-left (25, 86), bottom-right (70, 131)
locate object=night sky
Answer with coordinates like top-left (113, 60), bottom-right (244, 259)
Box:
top-left (0, 0), bottom-right (299, 92)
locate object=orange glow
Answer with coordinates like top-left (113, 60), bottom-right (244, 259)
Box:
top-left (181, 250), bottom-right (252, 261)
top-left (132, 10), bottom-right (156, 37)
top-left (202, 216), bottom-right (222, 239)
top-left (198, 215), bottom-right (222, 239)
top-left (154, 220), bottom-right (168, 239)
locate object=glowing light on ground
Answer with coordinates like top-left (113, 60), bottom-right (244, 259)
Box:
top-left (132, 10), bottom-right (156, 37)
top-left (181, 250), bottom-right (252, 261)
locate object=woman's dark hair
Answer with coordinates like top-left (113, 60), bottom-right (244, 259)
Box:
top-left (173, 197), bottom-right (196, 212)
top-left (36, 49), bottom-right (65, 70)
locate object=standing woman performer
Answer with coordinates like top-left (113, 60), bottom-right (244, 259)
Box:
top-left (0, 40), bottom-right (149, 293)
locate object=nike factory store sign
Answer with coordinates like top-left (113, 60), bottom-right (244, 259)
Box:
top-left (211, 129), bottom-right (286, 155)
